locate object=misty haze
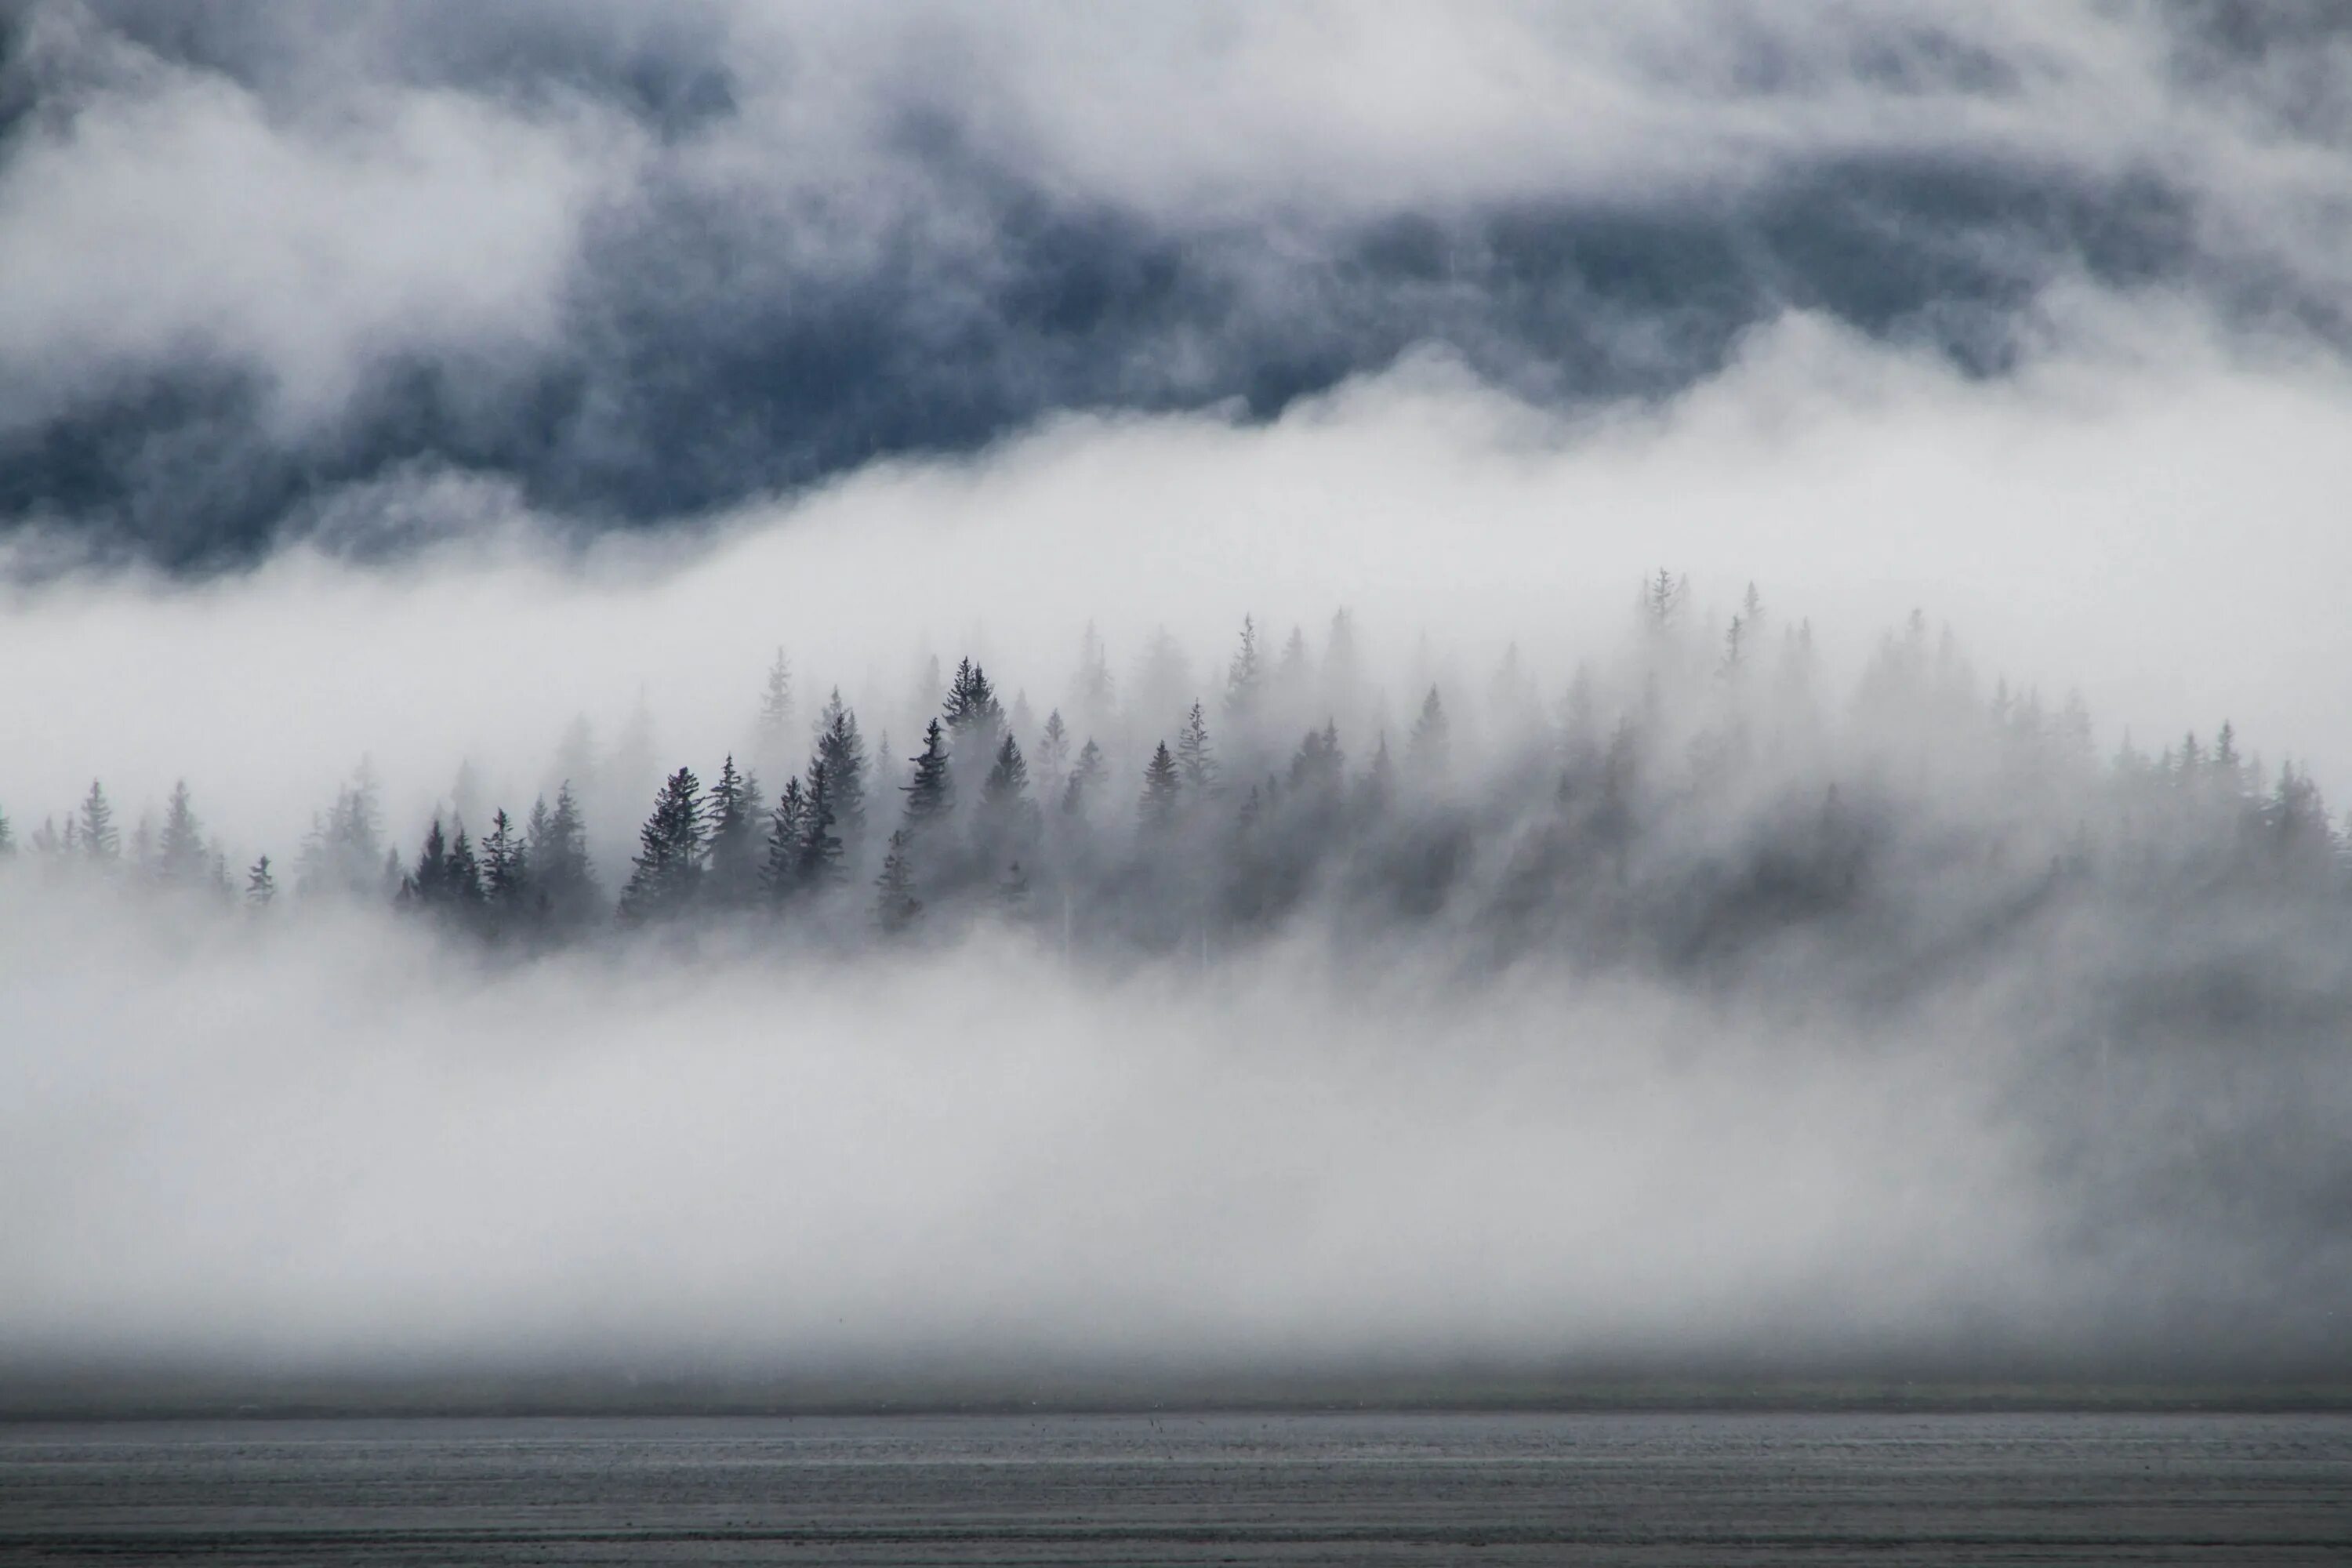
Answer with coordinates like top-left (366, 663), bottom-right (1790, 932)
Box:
top-left (4, 2), bottom-right (2352, 1562)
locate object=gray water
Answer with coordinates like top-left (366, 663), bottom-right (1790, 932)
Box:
top-left (3, 1411), bottom-right (2348, 1563)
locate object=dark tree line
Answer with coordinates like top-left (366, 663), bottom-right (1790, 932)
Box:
top-left (9, 583), bottom-right (2352, 1016)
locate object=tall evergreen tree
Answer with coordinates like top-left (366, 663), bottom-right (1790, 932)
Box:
top-left (445, 825), bottom-right (485, 906)
top-left (1175, 702), bottom-right (1218, 793)
top-left (874, 829), bottom-right (922, 935)
top-left (763, 776), bottom-right (808, 900)
top-left (0, 805), bottom-right (13, 856)
top-left (1223, 615), bottom-right (1263, 724)
top-left (154, 780), bottom-right (209, 887)
top-left (753, 648), bottom-right (794, 760)
top-left (482, 810), bottom-right (529, 909)
top-left (619, 767), bottom-right (706, 920)
top-left (812, 690), bottom-right (869, 847)
top-left (797, 759), bottom-right (846, 891)
top-left (527, 782), bottom-right (598, 927)
top-left (245, 854), bottom-right (276, 907)
top-left (1139, 742), bottom-right (1181, 833)
top-left (942, 659), bottom-right (1004, 751)
top-left (705, 755), bottom-right (760, 904)
top-left (407, 817), bottom-right (451, 903)
top-left (1407, 687), bottom-right (1449, 775)
top-left (77, 781), bottom-right (118, 862)
top-left (1062, 739), bottom-right (1104, 818)
top-left (901, 719), bottom-right (954, 835)
top-left (1035, 710), bottom-right (1073, 794)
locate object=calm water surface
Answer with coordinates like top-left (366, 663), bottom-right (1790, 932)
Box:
top-left (3, 1411), bottom-right (2348, 1564)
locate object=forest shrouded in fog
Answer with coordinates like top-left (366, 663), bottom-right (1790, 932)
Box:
top-left (6, 1), bottom-right (2352, 1404)
top-left (6, 572), bottom-right (2352, 1393)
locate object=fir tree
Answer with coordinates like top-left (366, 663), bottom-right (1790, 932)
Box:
top-left (154, 780), bottom-right (209, 887)
top-left (245, 854), bottom-right (276, 908)
top-left (1139, 742), bottom-right (1181, 833)
top-left (1407, 687), bottom-right (1449, 775)
top-left (0, 805), bottom-right (13, 856)
top-left (797, 759), bottom-right (846, 891)
top-left (1175, 702), bottom-right (1218, 793)
top-left (1062, 739), bottom-right (1104, 817)
top-left (1223, 615), bottom-right (1262, 724)
top-left (942, 659), bottom-right (1004, 761)
top-left (753, 648), bottom-right (795, 760)
top-left (77, 781), bottom-right (118, 862)
top-left (874, 829), bottom-right (922, 934)
top-left (1035, 710), bottom-right (1073, 793)
top-left (901, 719), bottom-right (954, 835)
top-left (407, 818), bottom-right (451, 904)
top-left (482, 810), bottom-right (529, 909)
top-left (619, 767), bottom-right (706, 920)
top-left (705, 755), bottom-right (759, 904)
top-left (445, 825), bottom-right (485, 906)
top-left (763, 776), bottom-right (808, 901)
top-left (811, 691), bottom-right (869, 847)
top-left (527, 782), bottom-right (598, 927)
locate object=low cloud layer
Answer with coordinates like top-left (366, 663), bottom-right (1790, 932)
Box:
top-left (2, 1), bottom-right (2348, 564)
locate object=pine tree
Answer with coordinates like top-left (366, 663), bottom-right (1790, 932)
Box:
top-left (1407, 687), bottom-right (1449, 775)
top-left (245, 854), bottom-right (276, 907)
top-left (762, 776), bottom-right (809, 900)
top-left (1071, 622), bottom-right (1115, 725)
top-left (901, 719), bottom-right (954, 835)
top-left (1223, 615), bottom-right (1262, 724)
top-left (1175, 702), bottom-right (1218, 793)
top-left (155, 780), bottom-right (209, 887)
top-left (942, 659), bottom-right (1003, 759)
top-left (527, 782), bottom-right (598, 927)
top-left (1062, 739), bottom-right (1104, 817)
top-left (753, 648), bottom-right (794, 760)
top-left (1035, 710), bottom-right (1073, 794)
top-left (874, 829), bottom-right (922, 934)
top-left (0, 805), bottom-right (13, 856)
top-left (619, 767), bottom-right (706, 920)
top-left (77, 781), bottom-right (119, 862)
top-left (407, 818), bottom-right (451, 903)
top-left (811, 690), bottom-right (869, 847)
top-left (705, 755), bottom-right (759, 904)
top-left (797, 759), bottom-right (845, 891)
top-left (445, 825), bottom-right (485, 905)
top-left (482, 809), bottom-right (529, 909)
top-left (1139, 742), bottom-right (1181, 833)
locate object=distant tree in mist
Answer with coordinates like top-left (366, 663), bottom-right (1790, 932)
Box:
top-left (0, 805), bottom-right (13, 856)
top-left (753, 648), bottom-right (794, 766)
top-left (900, 719), bottom-right (954, 838)
top-left (874, 829), bottom-right (921, 935)
top-left (481, 810), bottom-right (528, 916)
top-left (811, 691), bottom-right (869, 851)
top-left (796, 759), bottom-right (846, 891)
top-left (77, 782), bottom-right (118, 862)
top-left (245, 854), bottom-right (274, 907)
top-left (619, 768), bottom-right (706, 920)
top-left (1223, 615), bottom-right (1263, 725)
top-left (1176, 702), bottom-right (1218, 795)
top-left (154, 781), bottom-right (211, 891)
top-left (1062, 739), bottom-right (1104, 819)
top-left (762, 775), bottom-right (808, 902)
top-left (1138, 742), bottom-right (1181, 833)
top-left (525, 783), bottom-right (598, 929)
top-left (704, 756), bottom-right (760, 906)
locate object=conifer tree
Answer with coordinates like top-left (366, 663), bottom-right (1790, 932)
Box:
top-left (1407, 687), bottom-right (1449, 775)
top-left (0, 805), bottom-right (13, 855)
top-left (1139, 742), bottom-right (1181, 833)
top-left (482, 810), bottom-right (529, 909)
top-left (942, 659), bottom-right (1004, 754)
top-left (527, 782), bottom-right (598, 927)
top-left (705, 755), bottom-right (759, 905)
top-left (77, 781), bottom-right (118, 862)
top-left (155, 780), bottom-right (209, 887)
top-left (1176, 702), bottom-right (1218, 793)
top-left (874, 829), bottom-right (922, 934)
top-left (763, 776), bottom-right (808, 900)
top-left (901, 719), bottom-right (954, 835)
top-left (1035, 710), bottom-right (1073, 794)
top-left (753, 648), bottom-right (794, 760)
top-left (1223, 615), bottom-right (1262, 724)
top-left (797, 759), bottom-right (845, 891)
top-left (1062, 739), bottom-right (1104, 817)
top-left (619, 767), bottom-right (706, 920)
top-left (811, 691), bottom-right (869, 846)
top-left (445, 826), bottom-right (485, 906)
top-left (407, 818), bottom-right (450, 903)
top-left (245, 854), bottom-right (275, 907)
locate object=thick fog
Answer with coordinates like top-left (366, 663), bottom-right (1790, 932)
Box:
top-left (4, 3), bottom-right (2352, 1409)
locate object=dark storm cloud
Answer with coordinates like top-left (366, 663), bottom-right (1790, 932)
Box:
top-left (1, 1), bottom-right (2346, 567)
